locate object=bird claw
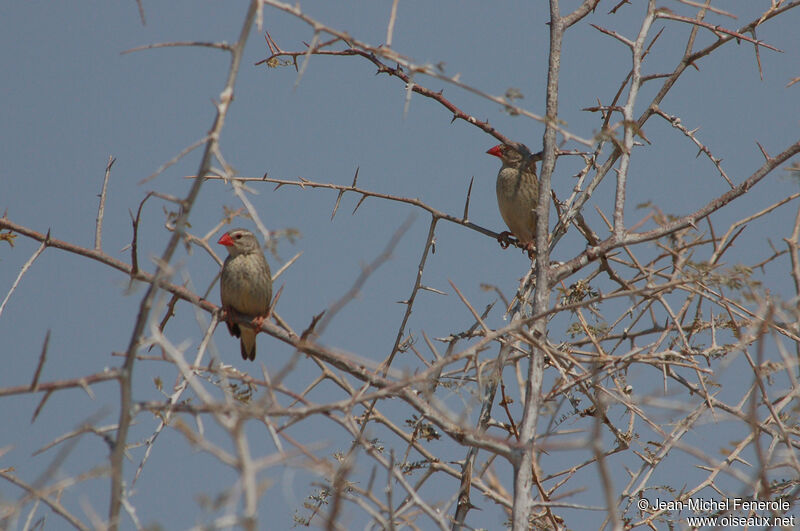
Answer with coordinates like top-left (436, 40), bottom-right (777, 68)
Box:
top-left (250, 306), bottom-right (273, 334)
top-left (496, 232), bottom-right (536, 259)
top-left (251, 314), bottom-right (267, 331)
top-left (524, 243), bottom-right (536, 260)
top-left (497, 231), bottom-right (515, 249)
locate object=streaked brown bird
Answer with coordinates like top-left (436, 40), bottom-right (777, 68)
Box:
top-left (487, 143), bottom-right (539, 257)
top-left (218, 228), bottom-right (272, 361)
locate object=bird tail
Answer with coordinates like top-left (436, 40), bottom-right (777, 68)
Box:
top-left (240, 327), bottom-right (257, 361)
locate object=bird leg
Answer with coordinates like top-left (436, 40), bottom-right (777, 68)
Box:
top-left (250, 301), bottom-right (275, 334)
top-left (251, 313), bottom-right (269, 332)
top-left (497, 231), bottom-right (516, 249)
top-left (524, 242), bottom-right (536, 260)
top-left (221, 306), bottom-right (270, 331)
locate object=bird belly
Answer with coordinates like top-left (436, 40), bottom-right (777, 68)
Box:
top-left (496, 172), bottom-right (537, 244)
top-left (220, 257), bottom-right (271, 316)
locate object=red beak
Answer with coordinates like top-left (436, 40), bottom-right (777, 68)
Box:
top-left (486, 145), bottom-right (503, 158)
top-left (217, 233), bottom-right (234, 246)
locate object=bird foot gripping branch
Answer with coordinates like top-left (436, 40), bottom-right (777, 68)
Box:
top-left (496, 231), bottom-right (537, 259)
top-left (251, 314), bottom-right (268, 330)
top-left (523, 242), bottom-right (536, 260)
top-left (497, 230), bottom-right (515, 249)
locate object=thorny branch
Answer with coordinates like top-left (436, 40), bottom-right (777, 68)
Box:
top-left (2, 1), bottom-right (800, 530)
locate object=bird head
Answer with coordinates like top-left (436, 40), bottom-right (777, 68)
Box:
top-left (217, 228), bottom-right (261, 256)
top-left (487, 143), bottom-right (538, 172)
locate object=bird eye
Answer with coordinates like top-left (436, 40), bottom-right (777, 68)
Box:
top-left (234, 234), bottom-right (242, 239)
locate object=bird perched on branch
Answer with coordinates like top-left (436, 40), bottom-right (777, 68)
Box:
top-left (487, 143), bottom-right (539, 258)
top-left (218, 228), bottom-right (272, 361)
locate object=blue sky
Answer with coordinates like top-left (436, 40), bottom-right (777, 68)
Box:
top-left (2, 1), bottom-right (799, 529)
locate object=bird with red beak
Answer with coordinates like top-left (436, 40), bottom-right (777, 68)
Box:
top-left (487, 144), bottom-right (539, 258)
top-left (217, 228), bottom-right (272, 361)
